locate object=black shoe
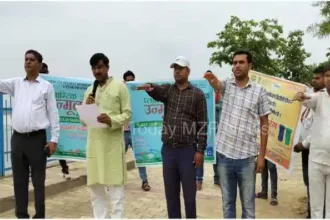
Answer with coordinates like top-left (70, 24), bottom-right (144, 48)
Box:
top-left (62, 169), bottom-right (71, 180)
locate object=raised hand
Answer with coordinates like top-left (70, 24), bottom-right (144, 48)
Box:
top-left (293, 92), bottom-right (311, 102)
top-left (135, 84), bottom-right (154, 92)
top-left (203, 72), bottom-right (216, 83)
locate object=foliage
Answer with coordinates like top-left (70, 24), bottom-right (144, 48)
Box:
top-left (278, 30), bottom-right (312, 83)
top-left (207, 16), bottom-right (312, 83)
top-left (207, 16), bottom-right (285, 76)
top-left (307, 1), bottom-right (330, 38)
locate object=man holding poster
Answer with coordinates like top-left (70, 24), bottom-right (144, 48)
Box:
top-left (293, 65), bottom-right (330, 219)
top-left (82, 53), bottom-right (132, 219)
top-left (293, 66), bottom-right (325, 218)
top-left (123, 70), bottom-right (151, 191)
top-left (136, 56), bottom-right (207, 219)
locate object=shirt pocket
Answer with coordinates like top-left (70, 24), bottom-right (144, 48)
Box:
top-left (182, 96), bottom-right (195, 115)
top-left (102, 92), bottom-right (120, 112)
top-left (32, 90), bottom-right (47, 105)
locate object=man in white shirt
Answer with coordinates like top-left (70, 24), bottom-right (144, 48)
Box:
top-left (293, 66), bottom-right (325, 218)
top-left (0, 50), bottom-right (60, 218)
top-left (293, 65), bottom-right (330, 218)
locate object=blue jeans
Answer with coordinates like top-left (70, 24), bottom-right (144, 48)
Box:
top-left (196, 157), bottom-right (219, 184)
top-left (196, 166), bottom-right (203, 182)
top-left (217, 152), bottom-right (256, 219)
top-left (124, 131), bottom-right (148, 182)
top-left (261, 159), bottom-right (278, 197)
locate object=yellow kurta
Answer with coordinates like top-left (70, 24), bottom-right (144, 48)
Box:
top-left (82, 77), bottom-right (132, 186)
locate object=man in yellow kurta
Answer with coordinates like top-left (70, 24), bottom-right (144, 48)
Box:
top-left (82, 53), bottom-right (132, 219)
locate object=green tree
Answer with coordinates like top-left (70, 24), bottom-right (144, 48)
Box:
top-left (326, 48), bottom-right (330, 58)
top-left (278, 30), bottom-right (312, 83)
top-left (207, 16), bottom-right (312, 83)
top-left (318, 57), bottom-right (330, 69)
top-left (307, 1), bottom-right (330, 38)
top-left (207, 16), bottom-right (285, 76)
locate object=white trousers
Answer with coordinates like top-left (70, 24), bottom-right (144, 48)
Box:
top-left (90, 183), bottom-right (124, 219)
top-left (309, 160), bottom-right (330, 218)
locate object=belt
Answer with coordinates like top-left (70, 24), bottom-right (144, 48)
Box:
top-left (13, 129), bottom-right (46, 137)
top-left (164, 142), bottom-right (195, 148)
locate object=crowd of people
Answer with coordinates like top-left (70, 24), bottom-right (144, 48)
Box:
top-left (0, 49), bottom-right (329, 219)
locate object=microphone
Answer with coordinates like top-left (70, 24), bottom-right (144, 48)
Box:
top-left (91, 80), bottom-right (99, 98)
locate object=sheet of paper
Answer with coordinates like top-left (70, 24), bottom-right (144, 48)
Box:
top-left (76, 104), bottom-right (107, 128)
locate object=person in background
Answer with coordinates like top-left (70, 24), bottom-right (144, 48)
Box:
top-left (123, 70), bottom-right (151, 191)
top-left (256, 159), bottom-right (278, 205)
top-left (0, 50), bottom-right (60, 218)
top-left (40, 62), bottom-right (71, 180)
top-left (82, 53), bottom-right (131, 218)
top-left (40, 63), bottom-right (49, 74)
top-left (204, 50), bottom-right (270, 219)
top-left (293, 66), bottom-right (326, 218)
top-left (293, 65), bottom-right (330, 219)
top-left (196, 70), bottom-right (221, 191)
top-left (136, 56), bottom-right (207, 218)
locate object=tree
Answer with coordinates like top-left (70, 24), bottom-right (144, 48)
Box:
top-left (207, 16), bottom-right (313, 83)
top-left (326, 48), bottom-right (330, 58)
top-left (307, 1), bottom-right (330, 39)
top-left (207, 16), bottom-right (285, 76)
top-left (278, 30), bottom-right (312, 83)
top-left (318, 57), bottom-right (330, 69)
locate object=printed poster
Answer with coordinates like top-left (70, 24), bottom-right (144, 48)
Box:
top-left (127, 79), bottom-right (216, 167)
top-left (249, 71), bottom-right (306, 170)
top-left (41, 75), bottom-right (92, 160)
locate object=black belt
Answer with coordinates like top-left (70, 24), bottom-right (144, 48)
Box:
top-left (13, 129), bottom-right (46, 137)
top-left (164, 141), bottom-right (195, 148)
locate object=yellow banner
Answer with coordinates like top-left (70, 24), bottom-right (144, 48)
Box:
top-left (249, 71), bottom-right (306, 170)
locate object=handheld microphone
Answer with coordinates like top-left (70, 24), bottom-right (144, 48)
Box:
top-left (91, 80), bottom-right (99, 98)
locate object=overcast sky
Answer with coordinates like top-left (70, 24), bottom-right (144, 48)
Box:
top-left (0, 1), bottom-right (328, 81)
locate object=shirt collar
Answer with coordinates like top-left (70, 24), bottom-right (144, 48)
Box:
top-left (230, 77), bottom-right (252, 88)
top-left (23, 75), bottom-right (41, 82)
top-left (173, 82), bottom-right (192, 89)
top-left (99, 76), bottom-right (113, 88)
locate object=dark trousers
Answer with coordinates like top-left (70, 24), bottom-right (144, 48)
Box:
top-left (11, 130), bottom-right (47, 219)
top-left (59, 160), bottom-right (68, 173)
top-left (213, 156), bottom-right (220, 184)
top-left (302, 149), bottom-right (310, 217)
top-left (162, 144), bottom-right (197, 219)
top-left (261, 159), bottom-right (278, 197)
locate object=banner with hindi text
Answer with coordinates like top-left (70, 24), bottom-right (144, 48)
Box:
top-left (41, 75), bottom-right (92, 160)
top-left (127, 79), bottom-right (216, 167)
top-left (249, 71), bottom-right (306, 171)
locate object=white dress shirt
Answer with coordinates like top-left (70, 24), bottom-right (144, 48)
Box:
top-left (300, 89), bottom-right (324, 148)
top-left (0, 76), bottom-right (60, 143)
top-left (303, 90), bottom-right (330, 166)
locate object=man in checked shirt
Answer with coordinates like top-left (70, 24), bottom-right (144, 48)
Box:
top-left (136, 56), bottom-right (207, 219)
top-left (204, 50), bottom-right (270, 219)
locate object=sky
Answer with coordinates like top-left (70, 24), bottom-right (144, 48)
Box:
top-left (0, 1), bottom-right (328, 82)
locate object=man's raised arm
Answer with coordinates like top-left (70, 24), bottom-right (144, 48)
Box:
top-left (203, 72), bottom-right (223, 93)
top-left (136, 83), bottom-right (171, 103)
